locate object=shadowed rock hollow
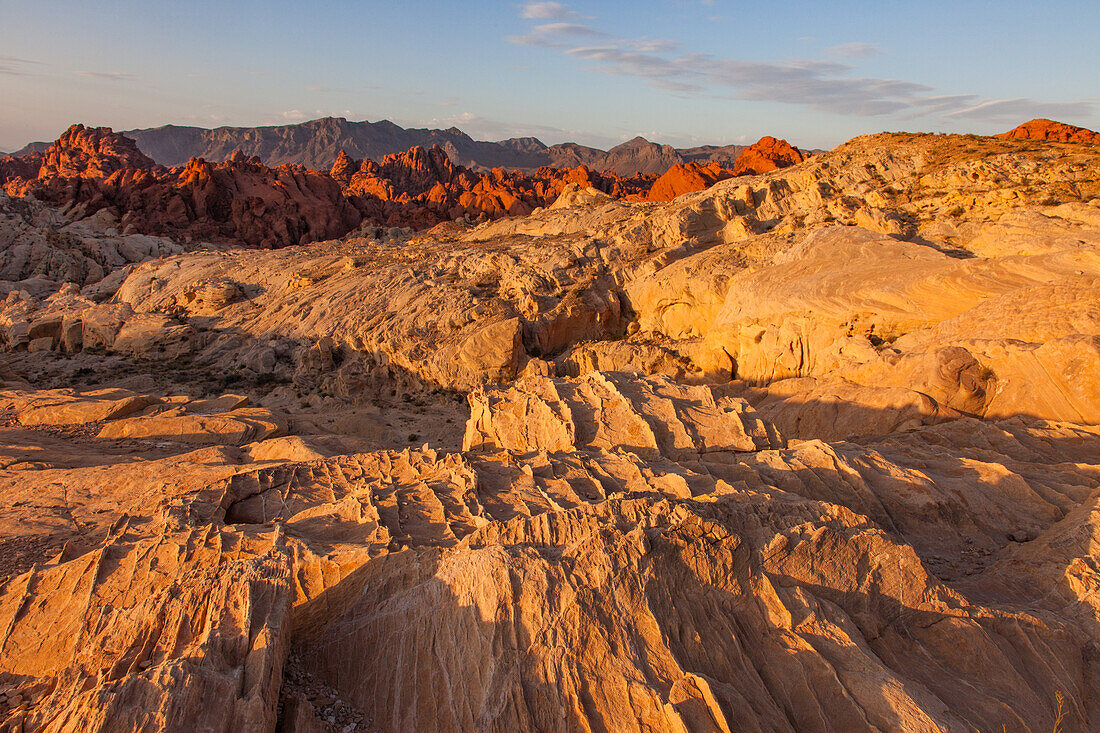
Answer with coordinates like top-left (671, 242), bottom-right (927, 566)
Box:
top-left (0, 124), bottom-right (1098, 732)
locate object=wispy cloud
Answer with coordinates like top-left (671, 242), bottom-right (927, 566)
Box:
top-left (73, 70), bottom-right (135, 81)
top-left (0, 55), bottom-right (44, 76)
top-left (827, 42), bottom-right (882, 59)
top-left (520, 2), bottom-right (581, 20)
top-left (534, 22), bottom-right (606, 37)
top-left (941, 97), bottom-right (1094, 123)
top-left (632, 39), bottom-right (680, 53)
top-left (508, 3), bottom-right (1093, 123)
top-left (508, 21), bottom-right (608, 47)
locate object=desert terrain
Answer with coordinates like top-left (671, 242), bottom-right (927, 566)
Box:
top-left (0, 118), bottom-right (1096, 732)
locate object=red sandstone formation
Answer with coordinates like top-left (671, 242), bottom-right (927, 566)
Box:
top-left (332, 146), bottom-right (653, 227)
top-left (39, 124), bottom-right (158, 178)
top-left (167, 152), bottom-right (361, 247)
top-left (2, 126), bottom-right (360, 248)
top-left (634, 136), bottom-right (808, 203)
top-left (642, 138), bottom-right (810, 203)
top-left (0, 125), bottom-right (815, 245)
top-left (646, 161), bottom-right (735, 202)
top-left (731, 136), bottom-right (808, 176)
top-left (995, 118), bottom-right (1100, 143)
top-left (0, 153), bottom-right (42, 184)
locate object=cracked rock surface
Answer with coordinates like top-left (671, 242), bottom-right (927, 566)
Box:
top-left (0, 129), bottom-right (1098, 731)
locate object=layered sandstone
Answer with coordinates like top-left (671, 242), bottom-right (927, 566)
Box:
top-left (0, 123), bottom-right (1097, 731)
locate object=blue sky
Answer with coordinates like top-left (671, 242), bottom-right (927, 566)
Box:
top-left (1, 0), bottom-right (1098, 152)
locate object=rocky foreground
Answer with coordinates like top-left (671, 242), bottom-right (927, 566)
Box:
top-left (0, 123), bottom-right (1098, 731)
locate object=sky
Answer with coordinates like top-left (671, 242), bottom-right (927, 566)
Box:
top-left (1, 0), bottom-right (1098, 153)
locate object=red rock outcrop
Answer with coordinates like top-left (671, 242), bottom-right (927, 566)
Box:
top-left (333, 146), bottom-right (653, 228)
top-left (2, 128), bottom-right (361, 247)
top-left (639, 138), bottom-right (809, 203)
top-left (39, 124), bottom-right (158, 178)
top-left (3, 127), bottom-right (166, 227)
top-left (731, 135), bottom-right (808, 176)
top-left (995, 118), bottom-right (1100, 143)
top-left (163, 153), bottom-right (362, 247)
top-left (1, 125), bottom-right (811, 245)
top-left (0, 152), bottom-right (43, 183)
top-left (646, 161), bottom-right (735, 202)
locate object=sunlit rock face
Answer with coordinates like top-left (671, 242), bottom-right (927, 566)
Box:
top-left (996, 117), bottom-right (1100, 143)
top-left (0, 122), bottom-right (1099, 731)
top-left (1, 128), bottom-right (815, 246)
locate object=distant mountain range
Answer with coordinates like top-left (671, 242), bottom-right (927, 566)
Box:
top-left (11, 117), bottom-right (767, 176)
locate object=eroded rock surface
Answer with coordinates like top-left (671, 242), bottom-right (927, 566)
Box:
top-left (0, 124), bottom-right (1098, 731)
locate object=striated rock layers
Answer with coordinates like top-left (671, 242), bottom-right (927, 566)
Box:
top-left (0, 123), bottom-right (1098, 731)
top-left (0, 372), bottom-right (1098, 731)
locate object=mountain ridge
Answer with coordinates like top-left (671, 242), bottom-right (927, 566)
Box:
top-left (11, 116), bottom-right (759, 176)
